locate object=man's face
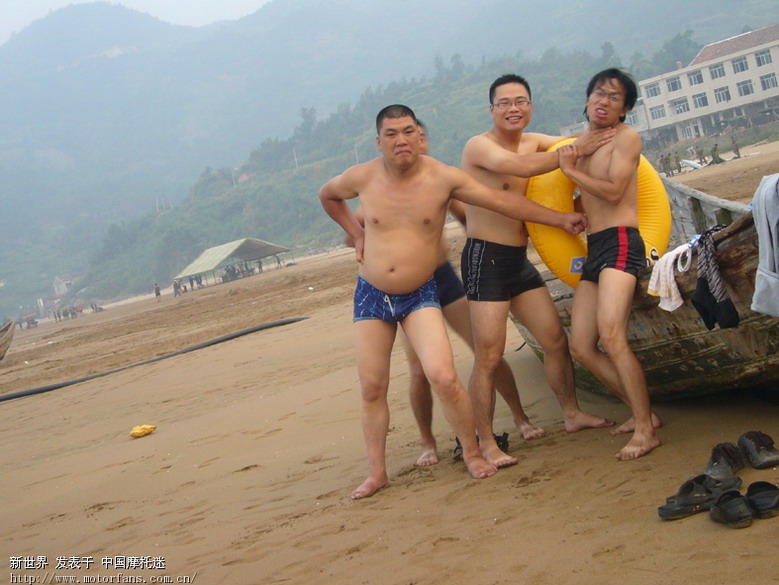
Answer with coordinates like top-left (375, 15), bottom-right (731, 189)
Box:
top-left (376, 116), bottom-right (421, 166)
top-left (586, 78), bottom-right (629, 128)
top-left (490, 82), bottom-right (532, 131)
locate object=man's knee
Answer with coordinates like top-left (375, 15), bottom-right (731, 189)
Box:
top-left (427, 368), bottom-right (460, 400)
top-left (359, 376), bottom-right (388, 402)
top-left (472, 342), bottom-right (506, 372)
top-left (538, 328), bottom-right (569, 356)
top-left (569, 335), bottom-right (597, 365)
top-left (598, 331), bottom-right (631, 358)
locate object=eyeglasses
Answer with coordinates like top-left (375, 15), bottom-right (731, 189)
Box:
top-left (591, 88), bottom-right (624, 104)
top-left (492, 98), bottom-right (531, 110)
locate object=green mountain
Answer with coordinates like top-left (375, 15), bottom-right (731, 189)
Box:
top-left (1, 0), bottom-right (777, 318)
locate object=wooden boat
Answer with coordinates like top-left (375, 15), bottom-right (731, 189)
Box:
top-left (514, 177), bottom-right (779, 401)
top-left (0, 320), bottom-right (15, 362)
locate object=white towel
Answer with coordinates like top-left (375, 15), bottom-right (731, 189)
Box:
top-left (648, 243), bottom-right (689, 311)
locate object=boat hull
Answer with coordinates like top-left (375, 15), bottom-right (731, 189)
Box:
top-left (515, 180), bottom-right (779, 401)
top-left (0, 320), bottom-right (15, 362)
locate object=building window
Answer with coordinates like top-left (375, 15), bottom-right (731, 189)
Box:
top-left (736, 80), bottom-right (754, 97)
top-left (645, 83), bottom-right (661, 98)
top-left (756, 49), bottom-right (772, 67)
top-left (650, 105), bottom-right (666, 120)
top-left (714, 86), bottom-right (731, 103)
top-left (710, 63), bottom-right (725, 79)
top-left (732, 56), bottom-right (749, 74)
top-left (625, 111), bottom-right (639, 126)
top-left (692, 92), bottom-right (709, 108)
top-left (761, 72), bottom-right (778, 90)
top-left (687, 70), bottom-right (704, 85)
top-left (666, 76), bottom-right (682, 92)
top-left (670, 97), bottom-right (690, 114)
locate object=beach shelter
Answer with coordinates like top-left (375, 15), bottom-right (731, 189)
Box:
top-left (175, 237), bottom-right (290, 285)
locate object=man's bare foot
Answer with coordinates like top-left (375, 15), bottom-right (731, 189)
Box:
top-left (615, 433), bottom-right (661, 460)
top-left (480, 443), bottom-right (518, 468)
top-left (350, 475), bottom-right (388, 500)
top-left (415, 445), bottom-right (439, 466)
top-left (564, 411), bottom-right (616, 433)
top-left (518, 421), bottom-right (546, 440)
top-left (463, 454), bottom-right (498, 478)
top-left (610, 412), bottom-right (663, 435)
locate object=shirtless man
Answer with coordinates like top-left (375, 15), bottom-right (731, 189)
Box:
top-left (406, 124), bottom-right (545, 467)
top-left (558, 69), bottom-right (662, 460)
top-left (319, 104), bottom-right (587, 499)
top-left (349, 123), bottom-right (543, 468)
top-left (461, 74), bottom-right (615, 468)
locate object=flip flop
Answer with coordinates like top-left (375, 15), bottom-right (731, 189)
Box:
top-left (494, 432), bottom-right (510, 452)
top-left (452, 437), bottom-right (463, 461)
top-left (703, 442), bottom-right (744, 480)
top-left (744, 481), bottom-right (779, 519)
top-left (738, 431), bottom-right (779, 469)
top-left (709, 489), bottom-right (753, 528)
top-left (664, 474), bottom-right (742, 504)
top-left (658, 474), bottom-right (736, 520)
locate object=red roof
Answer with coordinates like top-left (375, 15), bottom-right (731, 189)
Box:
top-left (690, 22), bottom-right (779, 66)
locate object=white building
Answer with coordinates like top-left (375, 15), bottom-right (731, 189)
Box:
top-left (630, 22), bottom-right (779, 144)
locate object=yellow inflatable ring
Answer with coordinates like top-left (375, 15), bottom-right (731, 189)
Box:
top-left (526, 138), bottom-right (671, 288)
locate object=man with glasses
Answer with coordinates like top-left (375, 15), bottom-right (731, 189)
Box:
top-left (320, 104), bottom-right (589, 498)
top-left (557, 69), bottom-right (661, 460)
top-left (460, 74), bottom-right (616, 469)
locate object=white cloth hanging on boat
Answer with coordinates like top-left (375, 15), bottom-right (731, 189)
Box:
top-left (648, 243), bottom-right (690, 311)
top-left (751, 174), bottom-right (779, 318)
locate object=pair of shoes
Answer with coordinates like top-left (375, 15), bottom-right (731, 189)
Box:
top-left (658, 474), bottom-right (740, 520)
top-left (703, 442), bottom-right (744, 480)
top-left (708, 481), bottom-right (779, 527)
top-left (710, 489), bottom-right (753, 528)
top-left (738, 431), bottom-right (779, 469)
top-left (745, 481), bottom-right (779, 519)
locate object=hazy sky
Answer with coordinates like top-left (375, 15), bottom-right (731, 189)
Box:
top-left (1, 1), bottom-right (275, 45)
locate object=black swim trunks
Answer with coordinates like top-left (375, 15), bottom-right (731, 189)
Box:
top-left (433, 261), bottom-right (466, 307)
top-left (460, 238), bottom-right (546, 301)
top-left (580, 226), bottom-right (646, 283)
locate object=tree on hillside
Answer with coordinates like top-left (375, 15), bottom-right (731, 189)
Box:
top-left (650, 30), bottom-right (703, 73)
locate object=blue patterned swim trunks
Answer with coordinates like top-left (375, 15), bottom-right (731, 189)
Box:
top-left (353, 275), bottom-right (441, 323)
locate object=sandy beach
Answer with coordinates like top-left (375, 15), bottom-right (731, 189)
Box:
top-left (2, 142), bottom-right (778, 585)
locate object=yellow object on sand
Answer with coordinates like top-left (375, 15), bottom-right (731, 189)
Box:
top-left (130, 424), bottom-right (157, 438)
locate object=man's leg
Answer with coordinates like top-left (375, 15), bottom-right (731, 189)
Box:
top-left (402, 307), bottom-right (497, 479)
top-left (351, 319), bottom-right (398, 499)
top-left (465, 300), bottom-right (518, 467)
top-left (401, 333), bottom-right (438, 466)
top-left (512, 288), bottom-right (614, 432)
top-left (569, 282), bottom-right (662, 434)
top-left (595, 269), bottom-right (661, 460)
top-left (443, 297), bottom-right (543, 439)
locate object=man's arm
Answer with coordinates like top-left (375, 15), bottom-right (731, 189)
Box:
top-left (447, 165), bottom-right (586, 235)
top-left (558, 131), bottom-right (641, 204)
top-left (464, 129), bottom-right (615, 178)
top-left (463, 135), bottom-right (559, 177)
top-left (319, 171), bottom-right (365, 262)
